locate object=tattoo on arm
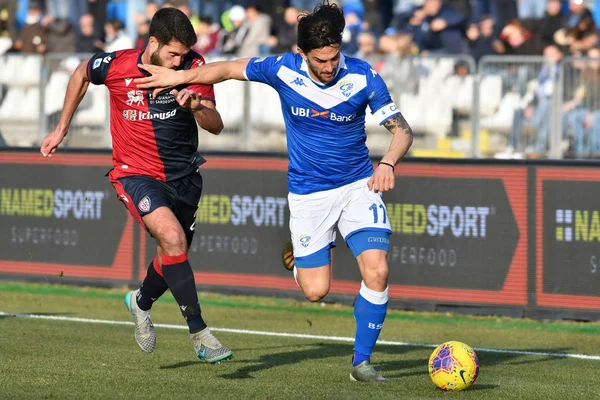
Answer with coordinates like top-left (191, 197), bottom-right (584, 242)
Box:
top-left (384, 113), bottom-right (413, 136)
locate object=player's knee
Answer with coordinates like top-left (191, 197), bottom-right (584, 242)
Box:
top-left (303, 287), bottom-right (329, 302)
top-left (156, 226), bottom-right (187, 254)
top-left (300, 279), bottom-right (330, 302)
top-left (360, 254), bottom-right (389, 289)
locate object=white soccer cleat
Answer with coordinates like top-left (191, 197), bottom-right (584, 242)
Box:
top-left (191, 328), bottom-right (232, 364)
top-left (124, 290), bottom-right (156, 353)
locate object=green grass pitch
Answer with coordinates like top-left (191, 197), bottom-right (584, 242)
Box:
top-left (1, 282), bottom-right (600, 399)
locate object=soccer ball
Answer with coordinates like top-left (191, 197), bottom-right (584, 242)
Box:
top-left (428, 341), bottom-right (480, 391)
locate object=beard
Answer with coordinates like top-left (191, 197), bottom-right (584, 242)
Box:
top-left (309, 64), bottom-right (334, 83)
top-left (150, 50), bottom-right (162, 66)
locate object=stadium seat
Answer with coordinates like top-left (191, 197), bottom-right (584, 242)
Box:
top-left (73, 85), bottom-right (108, 125)
top-left (0, 87), bottom-right (25, 118)
top-left (479, 75), bottom-right (503, 116)
top-left (44, 71), bottom-right (71, 116)
top-left (20, 55), bottom-right (41, 85)
top-left (214, 79), bottom-right (245, 129)
top-left (0, 55), bottom-right (19, 84)
top-left (480, 91), bottom-right (522, 133)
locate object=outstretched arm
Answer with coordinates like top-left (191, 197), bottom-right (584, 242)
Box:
top-left (367, 113), bottom-right (413, 192)
top-left (135, 58), bottom-right (252, 98)
top-left (41, 61), bottom-right (90, 157)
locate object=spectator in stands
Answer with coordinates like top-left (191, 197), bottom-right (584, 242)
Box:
top-left (495, 19), bottom-right (543, 55)
top-left (200, 0), bottom-right (233, 28)
top-left (221, 5), bottom-right (246, 55)
top-left (446, 0), bottom-right (472, 23)
top-left (397, 0), bottom-right (467, 54)
top-left (511, 43), bottom-right (563, 154)
top-left (355, 30), bottom-right (378, 62)
top-left (236, 4), bottom-right (271, 57)
top-left (266, 6), bottom-right (299, 55)
top-left (87, 0), bottom-right (107, 43)
top-left (554, 9), bottom-right (598, 56)
top-left (289, 0), bottom-right (322, 12)
top-left (362, 0), bottom-right (383, 36)
top-left (75, 13), bottom-right (103, 53)
top-left (538, 0), bottom-right (565, 47)
top-left (491, 0), bottom-right (518, 40)
top-left (131, 2), bottom-right (159, 45)
top-left (45, 17), bottom-right (75, 52)
top-left (174, 0), bottom-right (200, 33)
top-left (517, 0), bottom-right (545, 20)
top-left (466, 14), bottom-right (497, 61)
top-left (373, 28), bottom-right (418, 95)
top-left (103, 19), bottom-right (134, 52)
top-left (563, 47), bottom-right (600, 157)
top-left (134, 19), bottom-right (150, 50)
top-left (192, 16), bottom-right (221, 55)
top-left (0, 0), bottom-right (17, 53)
top-left (16, 0), bottom-right (47, 53)
top-left (342, 3), bottom-right (363, 55)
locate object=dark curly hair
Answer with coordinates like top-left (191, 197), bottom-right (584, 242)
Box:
top-left (297, 1), bottom-right (345, 53)
top-left (149, 8), bottom-right (197, 48)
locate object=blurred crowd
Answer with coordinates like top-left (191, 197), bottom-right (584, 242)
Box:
top-left (0, 0), bottom-right (599, 59)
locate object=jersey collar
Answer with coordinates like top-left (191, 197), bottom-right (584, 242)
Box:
top-left (300, 53), bottom-right (347, 87)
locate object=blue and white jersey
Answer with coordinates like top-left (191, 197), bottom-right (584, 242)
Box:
top-left (244, 52), bottom-right (400, 195)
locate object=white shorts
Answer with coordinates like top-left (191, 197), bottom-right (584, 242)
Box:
top-left (288, 177), bottom-right (392, 267)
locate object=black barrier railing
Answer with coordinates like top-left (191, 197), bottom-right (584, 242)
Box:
top-left (2, 150), bottom-right (600, 321)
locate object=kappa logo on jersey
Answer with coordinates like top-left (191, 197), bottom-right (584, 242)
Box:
top-left (126, 90), bottom-right (145, 106)
top-left (291, 107), bottom-right (355, 122)
top-left (291, 77), bottom-right (306, 87)
top-left (138, 196), bottom-right (151, 213)
top-left (339, 79), bottom-right (354, 98)
top-left (195, 58), bottom-right (205, 66)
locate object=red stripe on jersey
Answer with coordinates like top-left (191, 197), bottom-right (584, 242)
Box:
top-left (104, 50), bottom-right (166, 181)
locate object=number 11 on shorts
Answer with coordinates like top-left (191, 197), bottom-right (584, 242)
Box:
top-left (369, 204), bottom-right (387, 224)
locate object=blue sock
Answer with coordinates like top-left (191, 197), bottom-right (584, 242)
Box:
top-left (352, 281), bottom-right (388, 367)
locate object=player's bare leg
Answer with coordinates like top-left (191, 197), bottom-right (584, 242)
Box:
top-left (294, 263), bottom-right (332, 302)
top-left (128, 206), bottom-right (231, 363)
top-left (349, 249), bottom-right (390, 383)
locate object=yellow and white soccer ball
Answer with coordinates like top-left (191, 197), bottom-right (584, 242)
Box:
top-left (428, 341), bottom-right (480, 391)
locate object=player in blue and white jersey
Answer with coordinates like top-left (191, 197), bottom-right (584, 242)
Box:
top-left (135, 1), bottom-right (413, 383)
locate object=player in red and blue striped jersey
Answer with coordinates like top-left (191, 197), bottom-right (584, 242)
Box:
top-left (135, 1), bottom-right (413, 382)
top-left (40, 8), bottom-right (232, 364)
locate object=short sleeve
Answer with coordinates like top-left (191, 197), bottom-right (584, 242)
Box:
top-left (86, 52), bottom-right (117, 85)
top-left (366, 67), bottom-right (401, 125)
top-left (186, 55), bottom-right (215, 101)
top-left (244, 55), bottom-right (283, 87)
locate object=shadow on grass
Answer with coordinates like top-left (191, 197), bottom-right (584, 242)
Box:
top-left (160, 339), bottom-right (577, 387)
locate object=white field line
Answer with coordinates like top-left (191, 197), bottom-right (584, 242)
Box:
top-left (2, 311), bottom-right (600, 361)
